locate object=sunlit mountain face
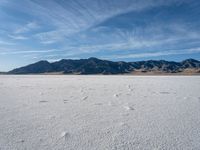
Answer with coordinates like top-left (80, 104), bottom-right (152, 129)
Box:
top-left (0, 0), bottom-right (200, 71)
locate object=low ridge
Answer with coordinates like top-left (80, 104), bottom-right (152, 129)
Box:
top-left (8, 58), bottom-right (200, 75)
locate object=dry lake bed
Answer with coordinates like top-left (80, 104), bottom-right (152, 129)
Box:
top-left (0, 75), bottom-right (200, 150)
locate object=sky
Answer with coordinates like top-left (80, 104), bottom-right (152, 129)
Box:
top-left (0, 0), bottom-right (200, 71)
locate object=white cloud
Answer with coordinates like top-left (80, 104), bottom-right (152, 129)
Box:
top-left (104, 47), bottom-right (200, 59)
top-left (14, 22), bottom-right (39, 34)
top-left (0, 49), bottom-right (60, 55)
top-left (8, 35), bottom-right (28, 40)
top-left (5, 0), bottom-right (183, 44)
top-left (34, 30), bottom-right (67, 44)
top-left (0, 0), bottom-right (198, 62)
top-left (0, 40), bottom-right (15, 45)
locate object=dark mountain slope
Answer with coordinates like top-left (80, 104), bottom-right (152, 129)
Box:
top-left (131, 60), bottom-right (182, 73)
top-left (9, 61), bottom-right (53, 74)
top-left (8, 58), bottom-right (200, 74)
top-left (51, 57), bottom-right (132, 74)
top-left (181, 59), bottom-right (200, 68)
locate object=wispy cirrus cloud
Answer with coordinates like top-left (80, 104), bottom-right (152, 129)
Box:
top-left (14, 22), bottom-right (39, 34)
top-left (8, 35), bottom-right (28, 40)
top-left (0, 0), bottom-right (200, 71)
top-left (9, 0), bottom-right (183, 43)
top-left (104, 47), bottom-right (200, 59)
top-left (0, 49), bottom-right (60, 55)
top-left (0, 40), bottom-right (15, 45)
top-left (34, 30), bottom-right (66, 44)
top-left (6, 21), bottom-right (40, 41)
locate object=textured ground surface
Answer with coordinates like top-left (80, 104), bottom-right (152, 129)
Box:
top-left (0, 75), bottom-right (200, 150)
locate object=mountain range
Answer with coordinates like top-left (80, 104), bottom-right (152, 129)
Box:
top-left (8, 58), bottom-right (200, 75)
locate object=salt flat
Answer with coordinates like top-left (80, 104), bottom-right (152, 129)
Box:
top-left (0, 75), bottom-right (200, 150)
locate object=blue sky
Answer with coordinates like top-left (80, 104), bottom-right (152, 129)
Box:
top-left (0, 0), bottom-right (200, 71)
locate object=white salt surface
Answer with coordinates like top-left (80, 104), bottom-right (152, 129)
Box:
top-left (0, 75), bottom-right (200, 150)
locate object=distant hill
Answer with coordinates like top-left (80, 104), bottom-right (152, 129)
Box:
top-left (0, 72), bottom-right (6, 74)
top-left (8, 58), bottom-right (200, 75)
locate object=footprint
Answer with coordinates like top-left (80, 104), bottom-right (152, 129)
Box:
top-left (40, 92), bottom-right (44, 95)
top-left (60, 131), bottom-right (70, 140)
top-left (127, 85), bottom-right (133, 91)
top-left (63, 100), bottom-right (68, 104)
top-left (82, 96), bottom-right (88, 101)
top-left (39, 139), bottom-right (43, 142)
top-left (20, 140), bottom-right (25, 143)
top-left (119, 122), bottom-right (129, 129)
top-left (128, 88), bottom-right (133, 92)
top-left (17, 139), bottom-right (25, 143)
top-left (123, 105), bottom-right (134, 111)
top-left (113, 94), bottom-right (119, 98)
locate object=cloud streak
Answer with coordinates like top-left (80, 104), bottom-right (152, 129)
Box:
top-left (14, 22), bottom-right (39, 34)
top-left (0, 0), bottom-right (199, 71)
top-left (0, 49), bottom-right (60, 55)
top-left (4, 0), bottom-right (183, 43)
top-left (104, 47), bottom-right (200, 59)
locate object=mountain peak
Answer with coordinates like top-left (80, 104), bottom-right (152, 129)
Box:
top-left (88, 57), bottom-right (100, 60)
top-left (36, 60), bottom-right (50, 64)
top-left (182, 58), bottom-right (199, 63)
